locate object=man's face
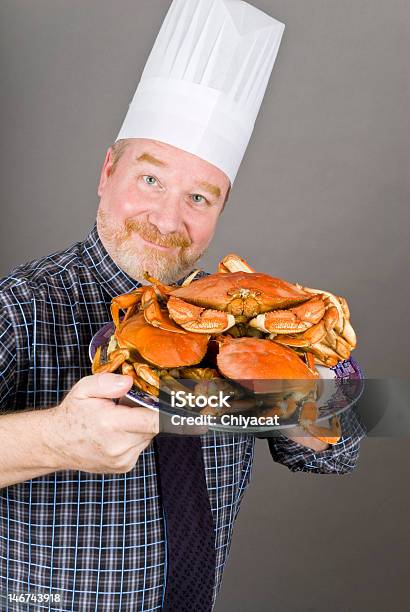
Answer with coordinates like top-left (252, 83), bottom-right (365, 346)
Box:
top-left (97, 138), bottom-right (230, 284)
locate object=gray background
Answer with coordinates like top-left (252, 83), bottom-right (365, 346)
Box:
top-left (1, 1), bottom-right (409, 610)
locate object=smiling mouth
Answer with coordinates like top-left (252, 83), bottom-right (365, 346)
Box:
top-left (138, 234), bottom-right (179, 251)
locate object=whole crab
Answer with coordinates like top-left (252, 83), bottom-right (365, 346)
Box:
top-left (92, 310), bottom-right (211, 395)
top-left (212, 335), bottom-right (341, 445)
top-left (109, 253), bottom-right (357, 367)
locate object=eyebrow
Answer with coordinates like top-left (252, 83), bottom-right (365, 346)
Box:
top-left (197, 181), bottom-right (221, 198)
top-left (135, 154), bottom-right (221, 198)
top-left (135, 153), bottom-right (168, 167)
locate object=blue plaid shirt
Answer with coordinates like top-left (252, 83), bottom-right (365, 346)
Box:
top-left (0, 224), bottom-right (364, 611)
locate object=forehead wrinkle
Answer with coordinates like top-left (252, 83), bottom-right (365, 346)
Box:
top-left (135, 153), bottom-right (168, 167)
top-left (197, 181), bottom-right (221, 198)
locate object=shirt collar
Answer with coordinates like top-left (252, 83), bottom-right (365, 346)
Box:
top-left (80, 223), bottom-right (142, 300)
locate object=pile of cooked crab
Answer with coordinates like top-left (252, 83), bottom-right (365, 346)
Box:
top-left (92, 254), bottom-right (357, 445)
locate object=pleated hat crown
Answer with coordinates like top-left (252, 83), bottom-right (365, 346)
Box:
top-left (116, 0), bottom-right (285, 183)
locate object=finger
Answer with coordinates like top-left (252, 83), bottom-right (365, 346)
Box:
top-left (72, 373), bottom-right (134, 401)
top-left (114, 405), bottom-right (160, 435)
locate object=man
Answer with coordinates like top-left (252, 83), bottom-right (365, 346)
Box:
top-left (0, 1), bottom-right (364, 610)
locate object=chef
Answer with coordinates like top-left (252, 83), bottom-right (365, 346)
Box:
top-left (0, 1), bottom-right (364, 610)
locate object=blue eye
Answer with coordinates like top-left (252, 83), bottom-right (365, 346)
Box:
top-left (143, 175), bottom-right (157, 185)
top-left (191, 194), bottom-right (206, 204)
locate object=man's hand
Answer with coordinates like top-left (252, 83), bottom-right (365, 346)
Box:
top-left (47, 373), bottom-right (159, 474)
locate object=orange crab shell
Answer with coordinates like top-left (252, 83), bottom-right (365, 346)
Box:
top-left (216, 336), bottom-right (319, 395)
top-left (169, 271), bottom-right (311, 316)
top-left (114, 311), bottom-right (210, 369)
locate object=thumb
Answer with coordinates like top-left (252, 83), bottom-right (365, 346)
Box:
top-left (72, 373), bottom-right (134, 401)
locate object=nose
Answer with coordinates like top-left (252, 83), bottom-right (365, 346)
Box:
top-left (147, 191), bottom-right (185, 235)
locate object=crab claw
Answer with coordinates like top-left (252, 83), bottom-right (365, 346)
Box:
top-left (309, 343), bottom-right (341, 367)
top-left (324, 330), bottom-right (352, 360)
top-left (271, 319), bottom-right (329, 349)
top-left (249, 296), bottom-right (326, 334)
top-left (335, 297), bottom-right (357, 348)
top-left (167, 296), bottom-right (236, 334)
top-left (303, 287), bottom-right (357, 350)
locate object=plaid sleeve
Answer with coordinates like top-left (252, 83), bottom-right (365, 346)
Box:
top-left (0, 304), bottom-right (17, 412)
top-left (266, 407), bottom-right (366, 474)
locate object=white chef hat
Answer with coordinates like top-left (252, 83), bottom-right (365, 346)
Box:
top-left (116, 0), bottom-right (285, 184)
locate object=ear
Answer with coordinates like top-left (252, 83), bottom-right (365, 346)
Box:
top-left (97, 147), bottom-right (115, 197)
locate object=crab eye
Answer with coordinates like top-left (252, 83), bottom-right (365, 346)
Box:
top-left (143, 175), bottom-right (157, 185)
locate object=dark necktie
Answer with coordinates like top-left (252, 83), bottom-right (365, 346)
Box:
top-left (154, 434), bottom-right (216, 611)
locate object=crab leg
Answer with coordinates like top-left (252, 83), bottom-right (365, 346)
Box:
top-left (270, 318), bottom-right (329, 349)
top-left (92, 347), bottom-right (130, 374)
top-left (134, 363), bottom-right (160, 389)
top-left (121, 363), bottom-right (159, 396)
top-left (121, 361), bottom-right (160, 396)
top-left (303, 351), bottom-right (320, 377)
top-left (302, 287), bottom-right (357, 350)
top-left (309, 343), bottom-right (341, 367)
top-left (323, 329), bottom-right (352, 360)
top-left (265, 298), bottom-right (340, 366)
top-left (336, 297), bottom-right (357, 348)
top-left (140, 286), bottom-right (186, 334)
top-left (111, 287), bottom-right (179, 333)
top-left (180, 269), bottom-right (203, 286)
top-left (93, 345), bottom-right (162, 396)
top-left (167, 296), bottom-right (236, 334)
top-left (274, 334), bottom-right (343, 368)
top-left (282, 322), bottom-right (352, 366)
top-left (218, 253), bottom-right (256, 274)
top-left (143, 273), bottom-right (175, 295)
top-left (111, 291), bottom-right (144, 330)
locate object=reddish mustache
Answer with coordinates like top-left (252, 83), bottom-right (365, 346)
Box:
top-left (125, 220), bottom-right (191, 248)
